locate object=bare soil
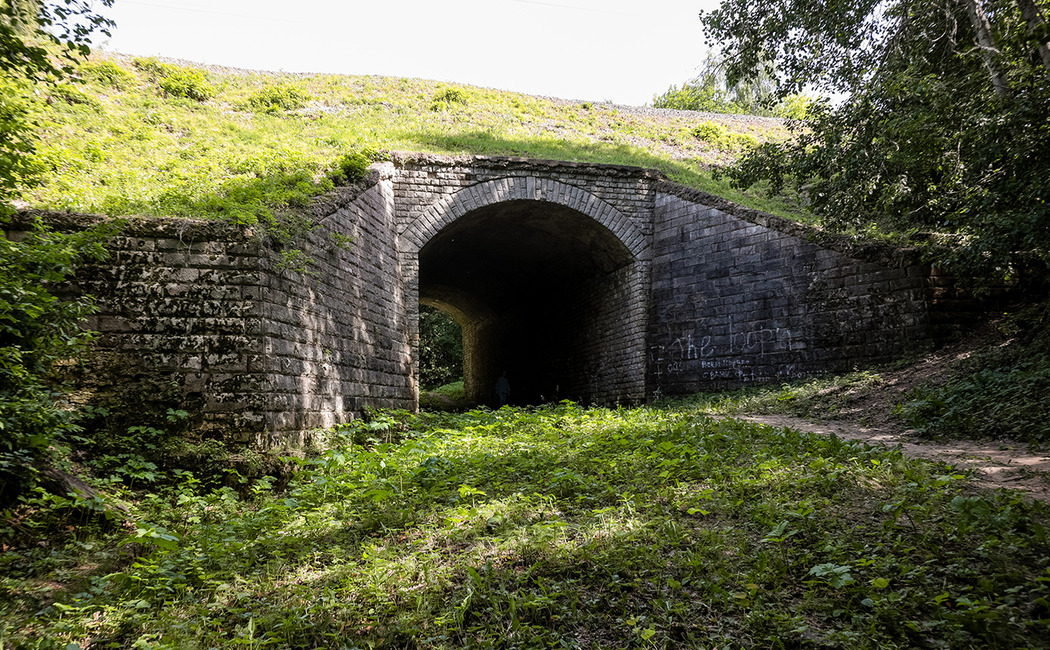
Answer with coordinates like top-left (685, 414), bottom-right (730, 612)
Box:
top-left (734, 329), bottom-right (1050, 501)
top-left (740, 414), bottom-right (1050, 501)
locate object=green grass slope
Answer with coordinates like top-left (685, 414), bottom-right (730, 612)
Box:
top-left (20, 54), bottom-right (804, 227)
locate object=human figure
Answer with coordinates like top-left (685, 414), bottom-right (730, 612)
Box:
top-left (495, 371), bottom-right (510, 406)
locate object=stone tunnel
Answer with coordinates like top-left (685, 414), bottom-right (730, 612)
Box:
top-left (10, 154), bottom-right (973, 446)
top-left (398, 164), bottom-right (654, 407)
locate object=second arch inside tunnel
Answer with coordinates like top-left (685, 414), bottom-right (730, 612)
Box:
top-left (417, 198), bottom-right (648, 407)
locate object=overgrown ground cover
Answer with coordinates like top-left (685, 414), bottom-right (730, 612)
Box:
top-left (3, 404), bottom-right (1049, 649)
top-left (19, 55), bottom-right (801, 230)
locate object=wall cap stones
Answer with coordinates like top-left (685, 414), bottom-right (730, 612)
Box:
top-left (389, 152), bottom-right (670, 181)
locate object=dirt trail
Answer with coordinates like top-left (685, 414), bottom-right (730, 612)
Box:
top-left (739, 414), bottom-right (1050, 502)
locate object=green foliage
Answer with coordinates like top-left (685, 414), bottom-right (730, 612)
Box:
top-left (0, 1), bottom-right (115, 85)
top-left (2, 404), bottom-right (1048, 647)
top-left (47, 82), bottom-right (97, 106)
top-left (653, 51), bottom-right (811, 120)
top-left (702, 0), bottom-right (1050, 285)
top-left (419, 305), bottom-right (462, 389)
top-left (327, 145), bottom-right (380, 186)
top-left (79, 59), bottom-right (137, 90)
top-left (0, 218), bottom-right (117, 502)
top-left (0, 75), bottom-right (37, 203)
top-left (676, 369), bottom-right (888, 420)
top-left (691, 120), bottom-right (759, 152)
top-left (133, 57), bottom-right (214, 102)
top-left (0, 0), bottom-right (115, 503)
top-left (430, 85), bottom-right (470, 111)
top-left (653, 52), bottom-right (777, 115)
top-left (21, 57), bottom-right (804, 225)
top-left (899, 305), bottom-right (1050, 442)
top-left (241, 83), bottom-right (312, 113)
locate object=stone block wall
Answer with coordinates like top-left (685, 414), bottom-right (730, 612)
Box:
top-left (255, 176), bottom-right (414, 445)
top-left (648, 184), bottom-right (936, 395)
top-left (15, 174), bottom-right (415, 447)
top-left (11, 213), bottom-right (273, 441)
top-left (391, 154), bottom-right (662, 240)
top-left (11, 155), bottom-right (979, 446)
top-left (559, 262), bottom-right (650, 404)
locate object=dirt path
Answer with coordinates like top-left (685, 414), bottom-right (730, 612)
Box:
top-left (738, 415), bottom-right (1050, 502)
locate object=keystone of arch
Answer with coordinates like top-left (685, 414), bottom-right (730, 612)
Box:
top-left (401, 176), bottom-right (650, 260)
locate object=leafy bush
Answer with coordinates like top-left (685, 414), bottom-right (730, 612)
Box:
top-left (692, 120), bottom-right (759, 152)
top-left (48, 82), bottom-right (99, 106)
top-left (899, 307), bottom-right (1050, 442)
top-left (158, 67), bottom-right (214, 102)
top-left (0, 218), bottom-right (118, 504)
top-left (132, 56), bottom-right (167, 78)
top-left (80, 60), bottom-right (137, 90)
top-left (774, 93), bottom-right (812, 120)
top-left (242, 83), bottom-right (312, 113)
top-left (430, 85), bottom-right (470, 110)
top-left (419, 305), bottom-right (462, 389)
top-left (133, 57), bottom-right (214, 102)
top-left (327, 146), bottom-right (380, 185)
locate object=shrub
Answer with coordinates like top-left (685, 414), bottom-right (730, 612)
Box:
top-left (49, 83), bottom-right (99, 106)
top-left (774, 93), bottom-right (812, 120)
top-left (0, 218), bottom-right (118, 505)
top-left (133, 57), bottom-right (214, 102)
top-left (430, 86), bottom-right (470, 111)
top-left (328, 146), bottom-right (381, 185)
top-left (81, 60), bottom-right (137, 90)
top-left (131, 56), bottom-right (168, 79)
top-left (243, 83), bottom-right (312, 113)
top-left (158, 68), bottom-right (214, 102)
top-left (692, 120), bottom-right (758, 152)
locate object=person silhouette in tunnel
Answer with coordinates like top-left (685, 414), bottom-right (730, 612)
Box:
top-left (495, 371), bottom-right (510, 406)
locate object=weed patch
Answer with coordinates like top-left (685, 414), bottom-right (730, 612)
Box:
top-left (21, 56), bottom-right (804, 230)
top-left (2, 403), bottom-right (1048, 648)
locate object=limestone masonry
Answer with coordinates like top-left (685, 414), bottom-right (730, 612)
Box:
top-left (11, 155), bottom-right (972, 446)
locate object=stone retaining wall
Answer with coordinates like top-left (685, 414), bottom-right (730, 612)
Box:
top-left (9, 155), bottom-right (976, 446)
top-left (648, 184), bottom-right (935, 395)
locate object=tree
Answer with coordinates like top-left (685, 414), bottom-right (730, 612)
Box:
top-left (0, 0), bottom-right (115, 502)
top-left (418, 306), bottom-right (462, 389)
top-left (652, 51), bottom-right (804, 116)
top-left (701, 0), bottom-right (1050, 285)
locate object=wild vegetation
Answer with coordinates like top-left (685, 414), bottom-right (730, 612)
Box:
top-left (651, 52), bottom-right (811, 120)
top-left (4, 2), bottom-right (1050, 647)
top-left (3, 404), bottom-right (1050, 649)
top-left (18, 53), bottom-right (800, 233)
top-left (701, 0), bottom-right (1050, 285)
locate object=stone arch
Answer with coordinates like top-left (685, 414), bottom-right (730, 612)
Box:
top-left (401, 176), bottom-right (650, 261)
top-left (402, 175), bottom-right (651, 407)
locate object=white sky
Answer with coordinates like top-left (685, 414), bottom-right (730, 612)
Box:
top-left (99, 0), bottom-right (721, 106)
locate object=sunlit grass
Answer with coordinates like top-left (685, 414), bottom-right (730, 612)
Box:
top-left (2, 403), bottom-right (1048, 648)
top-left (23, 55), bottom-right (808, 227)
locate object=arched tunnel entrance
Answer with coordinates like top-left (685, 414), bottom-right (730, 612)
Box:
top-left (418, 199), bottom-right (647, 407)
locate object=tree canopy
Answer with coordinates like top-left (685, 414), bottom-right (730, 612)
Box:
top-left (701, 0), bottom-right (1050, 285)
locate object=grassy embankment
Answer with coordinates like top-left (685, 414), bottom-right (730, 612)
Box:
top-left (21, 55), bottom-right (800, 227)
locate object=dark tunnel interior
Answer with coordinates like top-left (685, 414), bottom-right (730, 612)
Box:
top-left (418, 199), bottom-right (637, 406)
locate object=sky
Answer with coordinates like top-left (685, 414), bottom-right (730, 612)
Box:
top-left (99, 0), bottom-right (721, 107)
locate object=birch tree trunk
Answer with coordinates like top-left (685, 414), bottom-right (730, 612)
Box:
top-left (1015, 0), bottom-right (1050, 74)
top-left (958, 0), bottom-right (1013, 97)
